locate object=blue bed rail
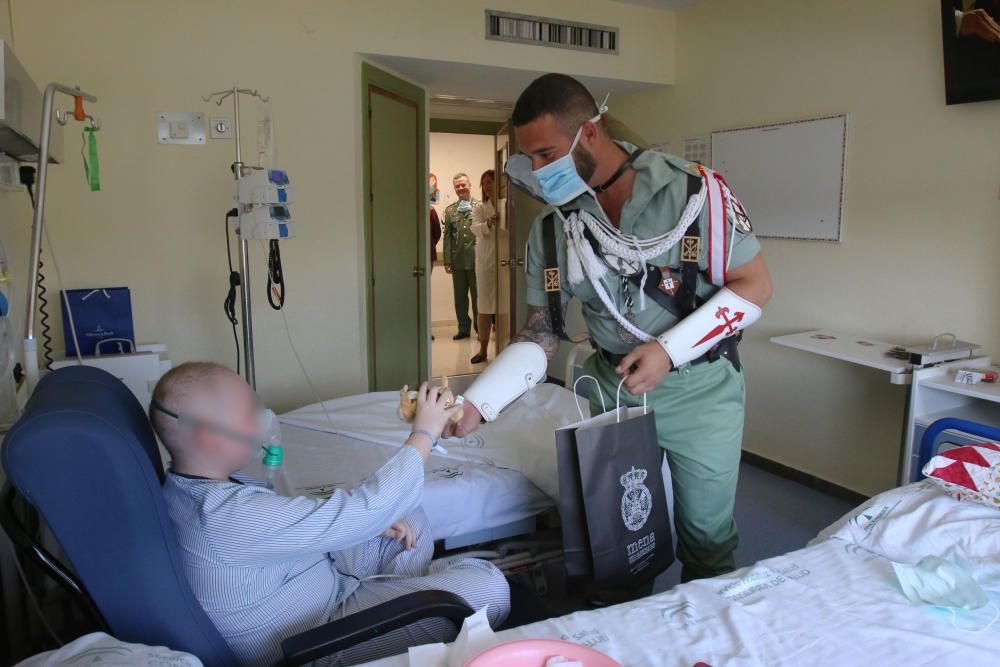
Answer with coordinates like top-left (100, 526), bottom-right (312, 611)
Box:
top-left (918, 417), bottom-right (1000, 476)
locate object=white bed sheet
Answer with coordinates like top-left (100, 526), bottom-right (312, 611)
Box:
top-left (242, 424), bottom-right (553, 542)
top-left (815, 480), bottom-right (1000, 575)
top-left (361, 482), bottom-right (1000, 666)
top-left (278, 383), bottom-right (586, 500)
top-left (364, 536), bottom-right (1000, 666)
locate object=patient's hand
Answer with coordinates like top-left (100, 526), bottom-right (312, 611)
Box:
top-left (382, 519), bottom-right (416, 550)
top-left (410, 383), bottom-right (462, 444)
top-left (443, 403), bottom-right (482, 438)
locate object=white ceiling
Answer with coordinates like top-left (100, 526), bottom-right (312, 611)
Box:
top-left (611, 0), bottom-right (704, 9)
top-left (367, 55), bottom-right (662, 109)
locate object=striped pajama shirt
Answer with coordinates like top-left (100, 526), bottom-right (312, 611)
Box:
top-left (163, 446), bottom-right (510, 666)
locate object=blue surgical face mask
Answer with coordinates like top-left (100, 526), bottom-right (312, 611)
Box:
top-left (529, 114), bottom-right (600, 206)
top-left (892, 555), bottom-right (999, 633)
top-left (893, 556), bottom-right (989, 610)
top-left (457, 199), bottom-right (472, 212)
top-left (505, 94), bottom-right (609, 207)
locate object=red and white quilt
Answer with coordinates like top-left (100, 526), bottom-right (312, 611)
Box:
top-left (922, 443), bottom-right (1000, 510)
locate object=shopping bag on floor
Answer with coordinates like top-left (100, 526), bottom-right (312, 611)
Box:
top-left (555, 376), bottom-right (673, 587)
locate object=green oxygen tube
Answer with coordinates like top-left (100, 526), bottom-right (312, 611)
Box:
top-left (82, 127), bottom-right (100, 192)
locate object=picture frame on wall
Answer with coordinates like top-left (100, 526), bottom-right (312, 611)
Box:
top-left (941, 1), bottom-right (1000, 104)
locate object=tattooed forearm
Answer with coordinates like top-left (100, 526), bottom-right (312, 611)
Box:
top-left (513, 305), bottom-right (561, 359)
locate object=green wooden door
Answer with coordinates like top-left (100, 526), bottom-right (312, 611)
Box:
top-left (363, 65), bottom-right (427, 390)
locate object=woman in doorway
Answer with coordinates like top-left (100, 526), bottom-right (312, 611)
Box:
top-left (470, 170), bottom-right (497, 365)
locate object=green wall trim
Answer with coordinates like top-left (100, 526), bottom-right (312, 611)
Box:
top-left (430, 118), bottom-right (504, 135)
top-left (361, 62), bottom-right (427, 390)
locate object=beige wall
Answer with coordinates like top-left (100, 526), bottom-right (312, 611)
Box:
top-left (613, 0), bottom-right (1000, 496)
top-left (3, 0), bottom-right (676, 412)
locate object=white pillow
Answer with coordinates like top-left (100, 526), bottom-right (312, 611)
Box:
top-left (814, 481), bottom-right (1000, 570)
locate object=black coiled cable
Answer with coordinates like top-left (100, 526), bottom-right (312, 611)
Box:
top-left (19, 166), bottom-right (55, 369)
top-left (267, 239), bottom-right (284, 310)
top-left (224, 209), bottom-right (241, 375)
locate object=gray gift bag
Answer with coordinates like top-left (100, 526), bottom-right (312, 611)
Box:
top-left (555, 377), bottom-right (673, 587)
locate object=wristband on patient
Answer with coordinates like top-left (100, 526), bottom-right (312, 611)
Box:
top-left (409, 428), bottom-right (447, 454)
top-left (462, 342), bottom-right (548, 422)
top-left (657, 287), bottom-right (761, 368)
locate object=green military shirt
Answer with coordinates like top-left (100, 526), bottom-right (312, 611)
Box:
top-left (443, 199), bottom-right (479, 270)
top-left (525, 143), bottom-right (761, 355)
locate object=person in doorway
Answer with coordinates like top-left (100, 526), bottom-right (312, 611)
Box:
top-left (470, 170), bottom-right (498, 364)
top-left (443, 173), bottom-right (478, 340)
top-left (449, 74), bottom-right (773, 584)
top-left (429, 205), bottom-right (442, 341)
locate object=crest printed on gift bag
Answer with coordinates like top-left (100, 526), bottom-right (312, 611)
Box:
top-left (621, 467), bottom-right (653, 532)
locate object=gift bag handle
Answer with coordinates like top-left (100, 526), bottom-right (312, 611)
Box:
top-left (572, 375), bottom-right (607, 421)
top-left (616, 376), bottom-right (647, 421)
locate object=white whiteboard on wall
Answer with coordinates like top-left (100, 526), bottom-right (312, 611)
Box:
top-left (711, 115), bottom-right (846, 241)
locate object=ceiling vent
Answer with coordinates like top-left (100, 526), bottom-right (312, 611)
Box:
top-left (485, 10), bottom-right (618, 55)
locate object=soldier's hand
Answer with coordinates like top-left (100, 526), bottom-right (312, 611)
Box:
top-left (617, 341), bottom-right (672, 394)
top-left (444, 264), bottom-right (453, 274)
top-left (442, 403), bottom-right (482, 438)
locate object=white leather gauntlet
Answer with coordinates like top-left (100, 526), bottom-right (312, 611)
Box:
top-left (657, 288), bottom-right (761, 367)
top-left (463, 342), bottom-right (547, 422)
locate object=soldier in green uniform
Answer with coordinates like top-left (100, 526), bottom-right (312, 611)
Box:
top-left (450, 74), bottom-right (773, 583)
top-left (443, 173), bottom-right (479, 340)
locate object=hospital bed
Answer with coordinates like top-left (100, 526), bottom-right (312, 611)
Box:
top-left (359, 478), bottom-right (1000, 666)
top-left (252, 382), bottom-right (584, 549)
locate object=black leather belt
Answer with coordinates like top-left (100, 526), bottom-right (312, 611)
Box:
top-left (596, 334), bottom-right (742, 373)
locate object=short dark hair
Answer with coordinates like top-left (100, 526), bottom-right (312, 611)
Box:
top-left (511, 74), bottom-right (599, 135)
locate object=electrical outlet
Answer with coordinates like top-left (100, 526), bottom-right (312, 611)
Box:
top-left (210, 117), bottom-right (232, 139)
top-left (157, 112), bottom-right (205, 145)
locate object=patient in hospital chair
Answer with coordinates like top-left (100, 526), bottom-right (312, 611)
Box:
top-left (150, 362), bottom-right (510, 667)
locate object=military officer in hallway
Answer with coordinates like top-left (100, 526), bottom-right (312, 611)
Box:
top-left (443, 172), bottom-right (479, 340)
top-left (449, 74), bottom-right (773, 583)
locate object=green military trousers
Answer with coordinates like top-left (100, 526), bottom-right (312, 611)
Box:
top-left (584, 352), bottom-right (745, 582)
top-left (451, 268), bottom-right (478, 335)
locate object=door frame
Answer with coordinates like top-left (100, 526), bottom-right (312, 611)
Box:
top-left (429, 118), bottom-right (504, 135)
top-left (361, 62), bottom-right (427, 390)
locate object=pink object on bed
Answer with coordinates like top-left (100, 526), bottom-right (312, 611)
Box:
top-left (464, 639), bottom-right (622, 667)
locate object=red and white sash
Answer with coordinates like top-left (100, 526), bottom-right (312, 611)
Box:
top-left (697, 165), bottom-right (744, 287)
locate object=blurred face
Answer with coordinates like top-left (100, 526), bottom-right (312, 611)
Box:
top-left (481, 173), bottom-right (495, 200)
top-left (453, 176), bottom-right (472, 201)
top-left (514, 113), bottom-right (597, 183)
top-left (189, 373), bottom-right (261, 472)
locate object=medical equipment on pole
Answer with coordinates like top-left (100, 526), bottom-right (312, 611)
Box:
top-left (22, 83), bottom-right (100, 394)
top-left (203, 87), bottom-right (294, 389)
top-left (463, 342), bottom-right (548, 422)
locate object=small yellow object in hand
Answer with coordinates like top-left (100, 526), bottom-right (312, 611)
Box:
top-left (397, 379), bottom-right (464, 424)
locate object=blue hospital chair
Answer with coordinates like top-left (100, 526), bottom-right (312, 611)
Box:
top-left (1, 366), bottom-right (473, 666)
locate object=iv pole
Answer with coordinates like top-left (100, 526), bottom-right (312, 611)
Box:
top-left (203, 86), bottom-right (269, 390)
top-left (23, 83), bottom-right (99, 394)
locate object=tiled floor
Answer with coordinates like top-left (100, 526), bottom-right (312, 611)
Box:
top-left (431, 323), bottom-right (492, 378)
